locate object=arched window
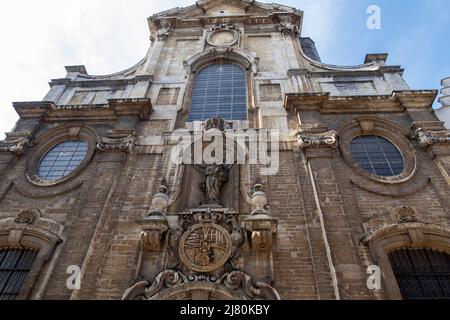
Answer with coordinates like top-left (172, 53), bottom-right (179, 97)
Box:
top-left (188, 63), bottom-right (247, 121)
top-left (389, 248), bottom-right (450, 299)
top-left (349, 135), bottom-right (404, 177)
top-left (0, 249), bottom-right (38, 300)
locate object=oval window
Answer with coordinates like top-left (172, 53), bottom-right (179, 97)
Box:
top-left (349, 136), bottom-right (404, 177)
top-left (37, 140), bottom-right (88, 181)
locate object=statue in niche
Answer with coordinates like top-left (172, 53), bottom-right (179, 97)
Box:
top-left (199, 164), bottom-right (232, 205)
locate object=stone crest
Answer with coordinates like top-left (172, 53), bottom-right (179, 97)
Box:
top-left (206, 24), bottom-right (239, 47)
top-left (179, 223), bottom-right (232, 273)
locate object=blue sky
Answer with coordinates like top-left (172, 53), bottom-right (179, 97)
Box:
top-left (0, 0), bottom-right (449, 138)
top-left (294, 0), bottom-right (450, 96)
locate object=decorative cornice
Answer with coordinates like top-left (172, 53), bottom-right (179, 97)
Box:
top-left (285, 90), bottom-right (437, 114)
top-left (415, 128), bottom-right (450, 148)
top-left (287, 66), bottom-right (403, 78)
top-left (13, 98), bottom-right (152, 121)
top-left (0, 137), bottom-right (30, 157)
top-left (96, 135), bottom-right (136, 154)
top-left (297, 130), bottom-right (338, 149)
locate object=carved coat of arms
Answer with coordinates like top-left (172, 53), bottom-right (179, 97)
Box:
top-left (179, 223), bottom-right (232, 273)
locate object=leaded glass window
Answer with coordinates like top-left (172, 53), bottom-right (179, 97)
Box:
top-left (389, 248), bottom-right (450, 300)
top-left (37, 140), bottom-right (88, 181)
top-left (349, 136), bottom-right (404, 177)
top-left (188, 63), bottom-right (247, 121)
top-left (0, 249), bottom-right (38, 300)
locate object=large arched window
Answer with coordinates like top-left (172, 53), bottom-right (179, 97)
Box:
top-left (188, 63), bottom-right (247, 121)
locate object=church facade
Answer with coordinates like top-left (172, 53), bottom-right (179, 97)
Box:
top-left (1, 0), bottom-right (450, 300)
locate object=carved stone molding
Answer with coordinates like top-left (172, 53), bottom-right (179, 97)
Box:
top-left (138, 180), bottom-right (170, 252)
top-left (148, 179), bottom-right (170, 216)
top-left (276, 22), bottom-right (298, 35)
top-left (250, 183), bottom-right (270, 215)
top-left (297, 130), bottom-right (338, 149)
top-left (0, 137), bottom-right (30, 157)
top-left (203, 117), bottom-right (232, 132)
top-left (415, 128), bottom-right (450, 148)
top-left (357, 119), bottom-right (375, 134)
top-left (138, 216), bottom-right (169, 252)
top-left (156, 28), bottom-right (172, 41)
top-left (96, 135), bottom-right (136, 153)
top-left (122, 269), bottom-right (281, 300)
top-left (274, 14), bottom-right (299, 35)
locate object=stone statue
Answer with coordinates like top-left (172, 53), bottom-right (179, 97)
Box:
top-left (200, 164), bottom-right (232, 205)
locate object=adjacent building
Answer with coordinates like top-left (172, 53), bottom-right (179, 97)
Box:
top-left (436, 77), bottom-right (450, 129)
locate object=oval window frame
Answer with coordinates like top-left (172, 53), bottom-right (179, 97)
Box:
top-left (27, 126), bottom-right (97, 187)
top-left (339, 118), bottom-right (418, 184)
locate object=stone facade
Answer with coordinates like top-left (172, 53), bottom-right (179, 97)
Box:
top-left (1, 0), bottom-right (449, 300)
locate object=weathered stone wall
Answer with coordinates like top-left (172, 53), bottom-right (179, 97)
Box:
top-left (0, 0), bottom-right (449, 301)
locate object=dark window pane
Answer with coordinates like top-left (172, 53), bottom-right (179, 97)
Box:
top-left (389, 249), bottom-right (450, 300)
top-left (0, 249), bottom-right (37, 300)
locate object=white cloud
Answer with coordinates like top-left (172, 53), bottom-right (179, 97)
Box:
top-left (0, 0), bottom-right (193, 139)
top-left (0, 0), bottom-right (339, 139)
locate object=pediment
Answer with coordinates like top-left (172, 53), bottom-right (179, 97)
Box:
top-left (151, 0), bottom-right (301, 20)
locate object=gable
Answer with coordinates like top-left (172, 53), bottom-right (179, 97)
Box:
top-left (152, 0), bottom-right (301, 19)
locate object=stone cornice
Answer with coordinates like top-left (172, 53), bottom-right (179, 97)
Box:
top-left (287, 66), bottom-right (404, 78)
top-left (284, 90), bottom-right (437, 114)
top-left (49, 75), bottom-right (154, 88)
top-left (13, 98), bottom-right (153, 121)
